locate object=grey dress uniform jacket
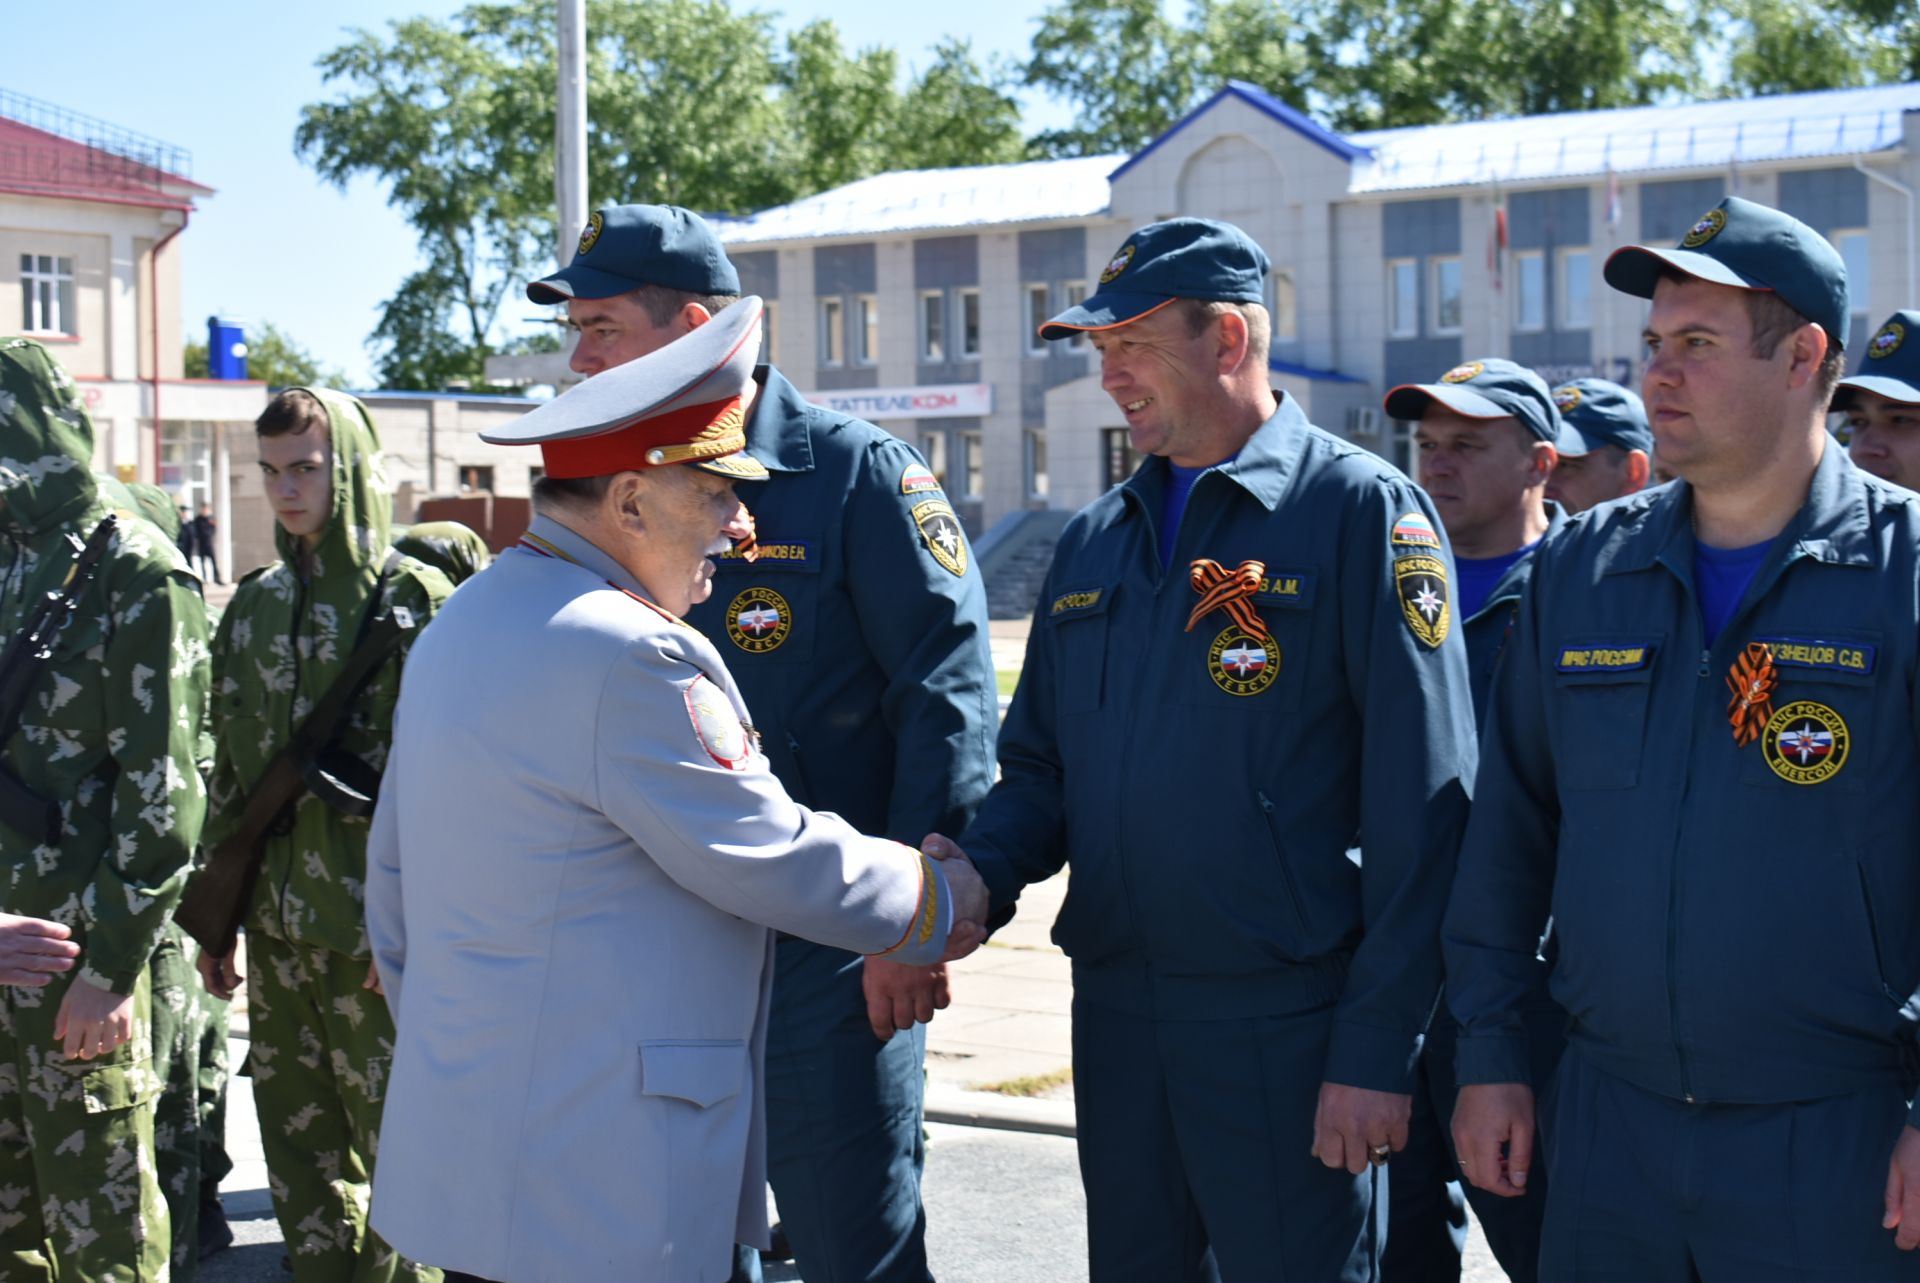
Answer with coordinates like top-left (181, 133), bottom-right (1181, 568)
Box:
top-left (365, 516), bottom-right (954, 1283)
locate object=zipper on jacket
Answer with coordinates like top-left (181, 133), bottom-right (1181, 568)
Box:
top-left (1858, 865), bottom-right (1905, 1007)
top-left (1256, 790), bottom-right (1310, 935)
top-left (1667, 646), bottom-right (1712, 1103)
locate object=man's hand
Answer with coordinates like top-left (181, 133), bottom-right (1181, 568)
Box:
top-left (1312, 1082), bottom-right (1414, 1175)
top-left (197, 947), bottom-right (243, 1001)
top-left (0, 914), bottom-right (79, 986)
top-left (923, 833), bottom-right (989, 961)
top-left (1452, 1082), bottom-right (1536, 1198)
top-left (364, 958), bottom-right (384, 997)
top-left (1883, 1123), bottom-right (1920, 1249)
top-left (52, 975), bottom-right (136, 1061)
top-left (863, 958), bottom-right (951, 1041)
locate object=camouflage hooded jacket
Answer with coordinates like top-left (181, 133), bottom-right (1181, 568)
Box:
top-left (205, 389), bottom-right (450, 957)
top-left (0, 338), bottom-right (211, 995)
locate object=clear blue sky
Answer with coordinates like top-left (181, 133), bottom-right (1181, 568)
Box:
top-left (4, 1), bottom-right (1070, 386)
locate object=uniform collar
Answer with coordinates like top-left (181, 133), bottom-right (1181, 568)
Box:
top-left (1606, 439), bottom-right (1877, 576)
top-left (739, 365), bottom-right (817, 475)
top-left (1124, 391), bottom-right (1308, 515)
top-left (522, 513), bottom-right (654, 601)
top-left (1474, 500), bottom-right (1568, 615)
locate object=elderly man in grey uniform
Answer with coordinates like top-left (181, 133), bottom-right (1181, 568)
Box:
top-left (364, 299), bottom-right (986, 1283)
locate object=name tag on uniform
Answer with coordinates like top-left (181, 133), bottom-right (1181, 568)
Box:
top-left (1556, 641), bottom-right (1655, 673)
top-left (1049, 586), bottom-right (1107, 619)
top-left (717, 540), bottom-right (814, 571)
top-left (1752, 636), bottom-right (1876, 676)
top-left (1253, 571), bottom-right (1315, 609)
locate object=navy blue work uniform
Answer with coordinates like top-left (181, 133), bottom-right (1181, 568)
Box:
top-left (1446, 443), bottom-right (1920, 1281)
top-left (963, 393), bottom-right (1478, 1282)
top-left (687, 365), bottom-right (999, 1283)
top-left (1386, 501), bottom-right (1569, 1283)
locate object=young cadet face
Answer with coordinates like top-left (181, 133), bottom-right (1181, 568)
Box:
top-left (1547, 444), bottom-right (1640, 514)
top-left (566, 292), bottom-right (685, 376)
top-left (257, 430), bottom-right (332, 548)
top-left (1844, 388), bottom-right (1920, 492)
top-left (1090, 305), bottom-right (1234, 465)
top-left (626, 465), bottom-right (755, 615)
top-left (1415, 409), bottom-right (1545, 553)
top-left (1642, 275), bottom-right (1814, 487)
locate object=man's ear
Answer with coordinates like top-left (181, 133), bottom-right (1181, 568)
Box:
top-left (1784, 322), bottom-right (1830, 392)
top-left (678, 302), bottom-right (714, 334)
top-left (1528, 441), bottom-right (1558, 487)
top-left (608, 471), bottom-right (652, 532)
top-left (1214, 308), bottom-right (1252, 377)
top-left (1624, 449), bottom-right (1651, 493)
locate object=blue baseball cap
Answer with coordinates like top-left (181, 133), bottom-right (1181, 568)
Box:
top-left (1384, 358), bottom-right (1572, 447)
top-left (1551, 379), bottom-right (1652, 456)
top-left (527, 204), bottom-right (741, 304)
top-left (1038, 218), bottom-right (1269, 341)
top-left (1833, 311), bottom-right (1920, 410)
top-left (1603, 196), bottom-right (1850, 352)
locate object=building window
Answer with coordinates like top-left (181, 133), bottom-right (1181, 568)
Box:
top-left (1559, 249), bottom-right (1592, 330)
top-left (960, 431), bottom-right (983, 498)
top-left (762, 301), bottom-right (777, 364)
top-left (1391, 417), bottom-right (1417, 477)
top-left (1063, 281), bottom-right (1088, 350)
top-left (1025, 428), bottom-right (1049, 499)
top-left (1024, 284), bottom-right (1050, 356)
top-left (1431, 258), bottom-right (1463, 335)
top-left (1102, 428), bottom-right (1140, 488)
top-left (20, 254), bottom-right (75, 335)
top-left (1387, 258), bottom-right (1418, 338)
top-left (819, 297), bottom-right (845, 367)
top-left (1270, 269), bottom-right (1298, 343)
top-left (919, 291), bottom-right (945, 362)
top-left (920, 429), bottom-right (948, 489)
top-left (959, 289), bottom-right (982, 359)
top-left (1514, 251), bottom-right (1546, 332)
top-left (459, 466), bottom-right (495, 493)
top-left (1834, 230), bottom-right (1869, 318)
top-left (855, 295), bottom-right (879, 366)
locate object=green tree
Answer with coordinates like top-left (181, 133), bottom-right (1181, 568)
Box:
top-left (182, 321), bottom-right (344, 388)
top-left (891, 39), bottom-right (1030, 169)
top-left (1717, 0), bottom-right (1908, 95)
top-left (298, 0), bottom-right (1025, 390)
top-left (1024, 0), bottom-right (1199, 157)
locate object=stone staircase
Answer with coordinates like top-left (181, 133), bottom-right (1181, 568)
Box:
top-left (974, 508), bottom-right (1073, 621)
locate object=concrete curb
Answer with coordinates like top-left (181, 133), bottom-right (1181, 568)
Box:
top-left (924, 1084), bottom-right (1076, 1138)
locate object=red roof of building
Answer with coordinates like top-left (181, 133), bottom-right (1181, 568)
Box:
top-left (0, 110), bottom-right (210, 208)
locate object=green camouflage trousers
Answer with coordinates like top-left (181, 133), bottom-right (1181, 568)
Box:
top-left (151, 923), bottom-right (231, 1280)
top-left (245, 933), bottom-right (439, 1283)
top-left (0, 966), bottom-right (168, 1281)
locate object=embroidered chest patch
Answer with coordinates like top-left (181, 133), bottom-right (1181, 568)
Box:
top-left (1760, 700), bottom-right (1850, 785)
top-left (725, 588), bottom-right (792, 653)
top-left (1207, 626), bottom-right (1279, 696)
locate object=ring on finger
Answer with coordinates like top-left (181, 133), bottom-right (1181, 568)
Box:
top-left (1369, 1143), bottom-right (1392, 1166)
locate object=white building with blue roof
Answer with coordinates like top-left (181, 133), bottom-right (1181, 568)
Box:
top-left (638, 81), bottom-right (1920, 604)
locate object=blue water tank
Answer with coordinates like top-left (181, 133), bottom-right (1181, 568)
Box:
top-left (207, 316), bottom-right (248, 380)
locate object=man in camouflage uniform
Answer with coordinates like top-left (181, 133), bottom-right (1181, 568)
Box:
top-left (196, 388), bottom-right (449, 1283)
top-left (97, 475), bottom-right (235, 1274)
top-left (0, 337), bottom-right (211, 1280)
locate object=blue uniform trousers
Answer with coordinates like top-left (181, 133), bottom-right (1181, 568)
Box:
top-left (1072, 991), bottom-right (1381, 1283)
top-left (731, 936), bottom-right (931, 1283)
top-left (1540, 1049), bottom-right (1920, 1282)
top-left (1385, 1004), bottom-right (1565, 1282)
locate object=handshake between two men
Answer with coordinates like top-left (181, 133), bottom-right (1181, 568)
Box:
top-left (861, 833), bottom-right (990, 1044)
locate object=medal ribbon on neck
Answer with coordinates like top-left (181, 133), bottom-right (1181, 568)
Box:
top-left (1186, 559), bottom-right (1270, 641)
top-left (1726, 641), bottom-right (1778, 747)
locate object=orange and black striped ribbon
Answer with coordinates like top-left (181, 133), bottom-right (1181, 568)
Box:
top-left (1185, 558), bottom-right (1270, 640)
top-left (1725, 640), bottom-right (1778, 748)
top-left (733, 508), bottom-right (761, 563)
